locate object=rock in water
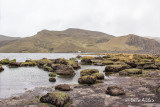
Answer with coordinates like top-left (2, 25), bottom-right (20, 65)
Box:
top-left (80, 69), bottom-right (99, 76)
top-left (0, 64), bottom-right (4, 72)
top-left (40, 92), bottom-right (70, 107)
top-left (105, 85), bottom-right (125, 96)
top-left (49, 78), bottom-right (56, 82)
top-left (55, 84), bottom-right (71, 91)
top-left (78, 76), bottom-right (97, 84)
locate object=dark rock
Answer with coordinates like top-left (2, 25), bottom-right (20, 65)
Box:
top-left (8, 62), bottom-right (21, 68)
top-left (55, 84), bottom-right (71, 91)
top-left (119, 69), bottom-right (142, 76)
top-left (49, 78), bottom-right (56, 82)
top-left (105, 85), bottom-right (125, 96)
top-left (76, 55), bottom-right (82, 59)
top-left (104, 65), bottom-right (129, 72)
top-left (92, 73), bottom-right (104, 80)
top-left (71, 62), bottom-right (81, 70)
top-left (0, 64), bottom-right (4, 72)
top-left (54, 58), bottom-right (68, 65)
top-left (80, 69), bottom-right (99, 76)
top-left (40, 92), bottom-right (70, 107)
top-left (55, 65), bottom-right (75, 76)
top-left (81, 58), bottom-right (92, 65)
top-left (78, 76), bottom-right (97, 84)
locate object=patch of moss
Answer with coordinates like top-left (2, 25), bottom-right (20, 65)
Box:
top-left (92, 73), bottom-right (104, 80)
top-left (0, 59), bottom-right (15, 65)
top-left (43, 64), bottom-right (53, 72)
top-left (80, 69), bottom-right (99, 76)
top-left (21, 62), bottom-right (37, 66)
top-left (49, 72), bottom-right (57, 77)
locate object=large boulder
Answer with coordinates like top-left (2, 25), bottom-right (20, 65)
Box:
top-left (80, 69), bottom-right (99, 76)
top-left (78, 76), bottom-right (97, 84)
top-left (119, 69), bottom-right (142, 76)
top-left (55, 84), bottom-right (71, 91)
top-left (104, 65), bottom-right (129, 72)
top-left (54, 65), bottom-right (75, 76)
top-left (0, 64), bottom-right (4, 72)
top-left (92, 73), bottom-right (104, 80)
top-left (40, 92), bottom-right (70, 107)
top-left (8, 62), bottom-right (21, 68)
top-left (105, 85), bottom-right (125, 96)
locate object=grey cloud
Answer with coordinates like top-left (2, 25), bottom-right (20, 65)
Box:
top-left (0, 0), bottom-right (160, 37)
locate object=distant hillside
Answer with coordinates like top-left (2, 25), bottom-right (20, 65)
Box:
top-left (0, 29), bottom-right (159, 53)
top-left (97, 34), bottom-right (160, 52)
top-left (0, 35), bottom-right (20, 41)
top-left (0, 28), bottom-right (114, 53)
top-left (152, 37), bottom-right (160, 43)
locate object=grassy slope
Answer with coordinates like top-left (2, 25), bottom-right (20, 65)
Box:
top-left (0, 29), bottom-right (160, 53)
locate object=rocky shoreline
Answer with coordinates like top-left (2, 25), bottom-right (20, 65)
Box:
top-left (0, 53), bottom-right (160, 106)
top-left (0, 75), bottom-right (160, 107)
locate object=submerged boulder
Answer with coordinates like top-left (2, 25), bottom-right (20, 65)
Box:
top-left (0, 64), bottom-right (4, 72)
top-left (55, 84), bottom-right (71, 91)
top-left (105, 85), bottom-right (125, 96)
top-left (40, 92), bottom-right (70, 107)
top-left (80, 69), bottom-right (99, 76)
top-left (78, 76), bottom-right (97, 84)
top-left (119, 69), bottom-right (142, 76)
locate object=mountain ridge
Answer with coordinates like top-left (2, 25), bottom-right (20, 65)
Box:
top-left (0, 28), bottom-right (160, 53)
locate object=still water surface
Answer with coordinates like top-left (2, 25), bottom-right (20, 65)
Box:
top-left (0, 53), bottom-right (110, 99)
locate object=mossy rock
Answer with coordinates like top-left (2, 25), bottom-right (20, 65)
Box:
top-left (71, 62), bottom-right (81, 70)
top-left (49, 78), bottom-right (56, 82)
top-left (0, 64), bottom-right (4, 72)
top-left (43, 64), bottom-right (53, 72)
top-left (102, 60), bottom-right (114, 65)
top-left (78, 76), bottom-right (97, 84)
top-left (0, 59), bottom-right (16, 65)
top-left (104, 64), bottom-right (129, 72)
top-left (40, 92), bottom-right (70, 107)
top-left (105, 85), bottom-right (125, 96)
top-left (37, 58), bottom-right (52, 68)
top-left (21, 62), bottom-right (37, 67)
top-left (80, 69), bottom-right (99, 76)
top-left (92, 73), bottom-right (104, 80)
top-left (119, 69), bottom-right (142, 76)
top-left (107, 58), bottom-right (119, 61)
top-left (49, 72), bottom-right (57, 77)
top-left (8, 62), bottom-right (21, 68)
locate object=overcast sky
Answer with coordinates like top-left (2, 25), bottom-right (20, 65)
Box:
top-left (0, 0), bottom-right (160, 37)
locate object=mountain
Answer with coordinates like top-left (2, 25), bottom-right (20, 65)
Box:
top-left (0, 35), bottom-right (20, 41)
top-left (0, 29), bottom-right (159, 53)
top-left (97, 34), bottom-right (160, 51)
top-left (152, 37), bottom-right (160, 43)
top-left (0, 28), bottom-right (114, 53)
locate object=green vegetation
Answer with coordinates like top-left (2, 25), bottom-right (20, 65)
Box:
top-left (80, 69), bottom-right (99, 76)
top-left (21, 62), bottom-right (37, 66)
top-left (0, 59), bottom-right (16, 65)
top-left (49, 72), bottom-right (57, 77)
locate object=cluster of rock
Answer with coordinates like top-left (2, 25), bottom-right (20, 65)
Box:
top-left (78, 54), bottom-right (160, 76)
top-left (78, 69), bottom-right (104, 84)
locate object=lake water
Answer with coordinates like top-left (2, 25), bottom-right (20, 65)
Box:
top-left (0, 53), bottom-right (112, 99)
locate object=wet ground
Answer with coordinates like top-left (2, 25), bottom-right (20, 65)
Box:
top-left (0, 75), bottom-right (160, 107)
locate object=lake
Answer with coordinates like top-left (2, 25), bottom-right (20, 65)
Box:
top-left (0, 53), bottom-right (112, 99)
